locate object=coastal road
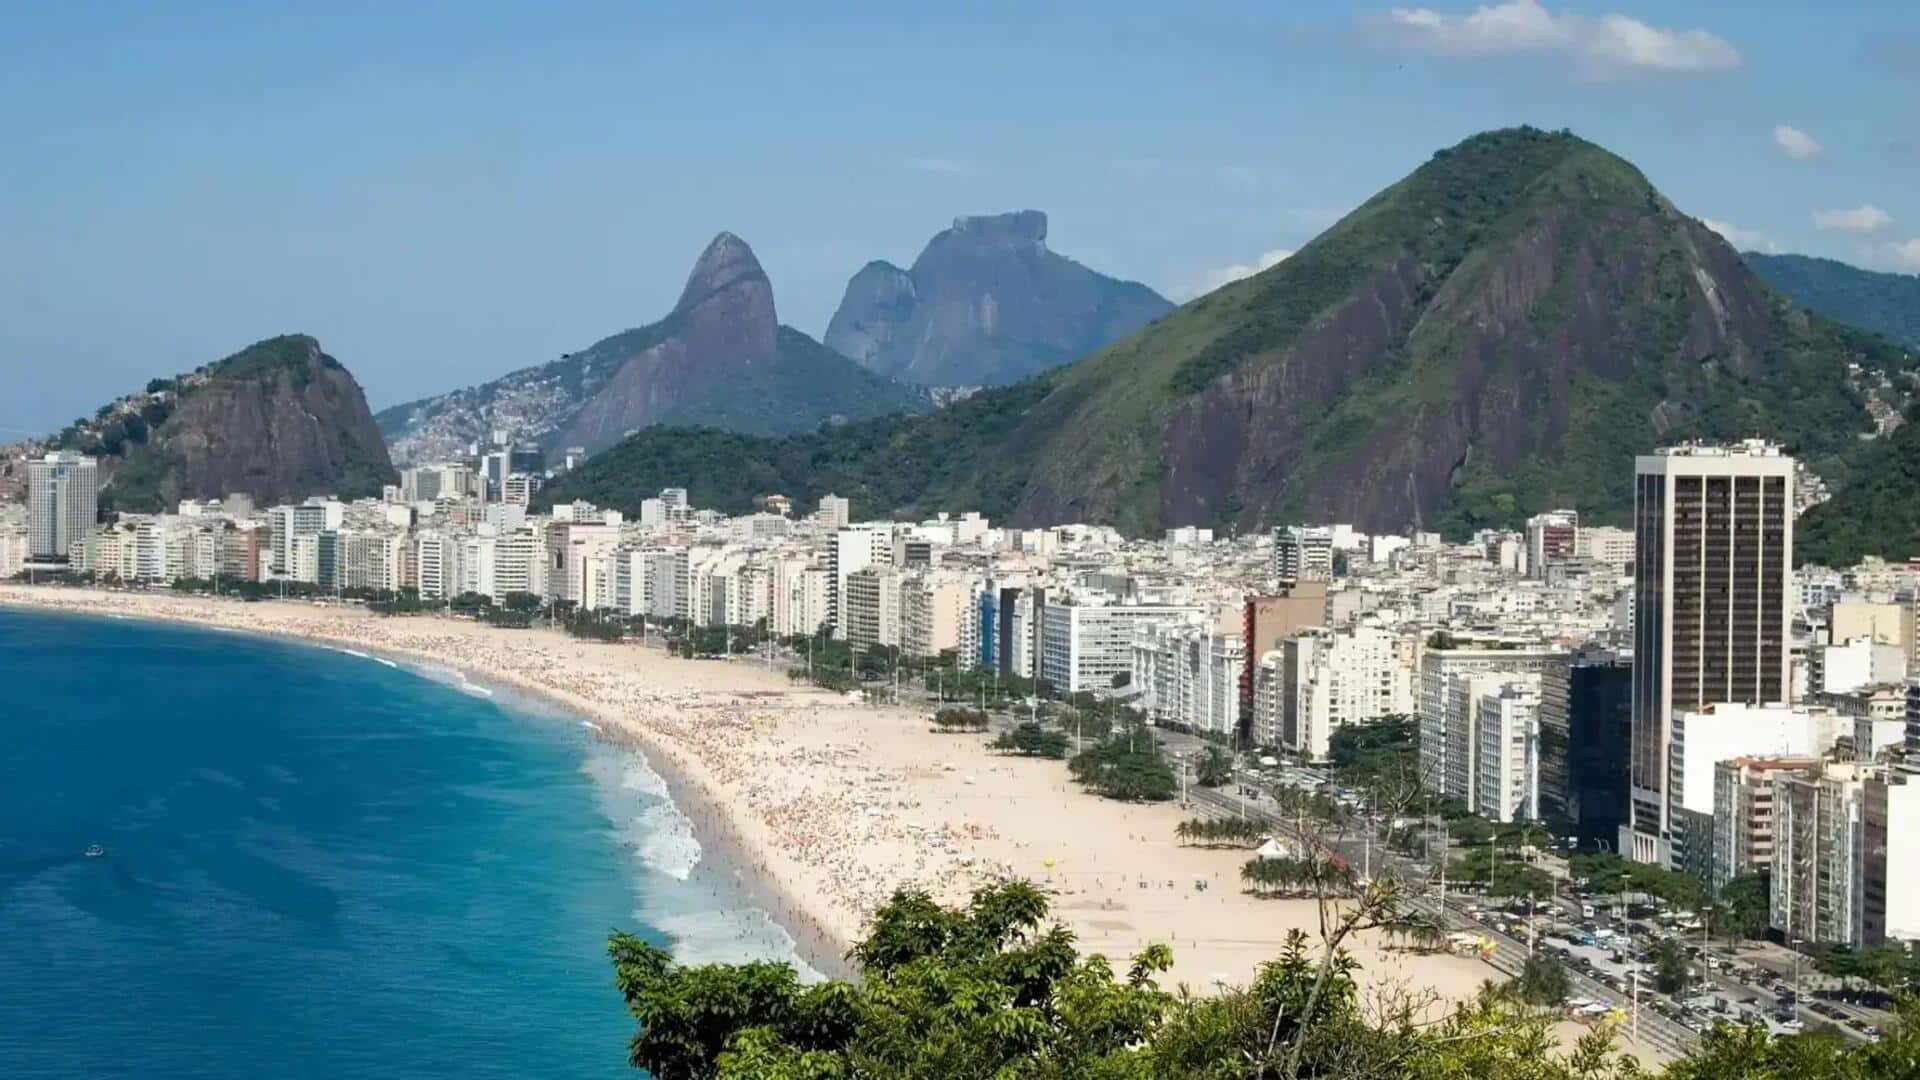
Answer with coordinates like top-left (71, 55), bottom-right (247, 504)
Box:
top-left (1179, 785), bottom-right (1701, 1061)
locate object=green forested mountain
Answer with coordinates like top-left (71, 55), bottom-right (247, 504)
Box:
top-left (542, 128), bottom-right (1911, 535)
top-left (1746, 252), bottom-right (1920, 349)
top-left (1798, 407), bottom-right (1920, 565)
top-left (53, 335), bottom-right (394, 512)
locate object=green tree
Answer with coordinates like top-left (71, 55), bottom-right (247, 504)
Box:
top-left (1715, 873), bottom-right (1770, 941)
top-left (991, 722), bottom-right (1071, 759)
top-left (1195, 745), bottom-right (1232, 788)
top-left (1509, 951), bottom-right (1572, 1006)
top-left (1650, 938), bottom-right (1693, 995)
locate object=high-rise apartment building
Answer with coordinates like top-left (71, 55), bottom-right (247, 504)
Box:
top-left (1626, 441), bottom-right (1794, 867)
top-left (827, 525), bottom-right (890, 638)
top-left (1272, 526), bottom-right (1333, 587)
top-left (1418, 640), bottom-right (1566, 807)
top-left (1525, 509), bottom-right (1578, 578)
top-left (817, 494), bottom-right (850, 530)
top-left (1473, 679), bottom-right (1542, 823)
top-left (27, 451), bottom-right (98, 561)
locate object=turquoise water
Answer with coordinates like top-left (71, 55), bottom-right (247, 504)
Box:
top-left (0, 607), bottom-right (803, 1078)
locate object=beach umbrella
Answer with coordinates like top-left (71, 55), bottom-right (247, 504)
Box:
top-left (1043, 856), bottom-right (1056, 868)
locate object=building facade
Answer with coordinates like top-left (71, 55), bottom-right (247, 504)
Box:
top-left (1627, 441), bottom-right (1794, 867)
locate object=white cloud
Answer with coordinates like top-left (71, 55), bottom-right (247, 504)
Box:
top-left (1877, 239), bottom-right (1920, 272)
top-left (1701, 218), bottom-right (1777, 253)
top-left (1375, 0), bottom-right (1739, 73)
top-left (1773, 125), bottom-right (1822, 159)
top-left (1177, 249), bottom-right (1294, 300)
top-left (1812, 204), bottom-right (1892, 232)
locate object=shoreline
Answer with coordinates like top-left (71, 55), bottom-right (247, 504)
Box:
top-left (0, 584), bottom-right (1519, 1017)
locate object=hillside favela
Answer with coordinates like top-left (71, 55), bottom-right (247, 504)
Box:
top-left (6, 6), bottom-right (1920, 1080)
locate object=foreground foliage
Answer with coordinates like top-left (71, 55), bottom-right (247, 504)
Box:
top-left (612, 880), bottom-right (1920, 1079)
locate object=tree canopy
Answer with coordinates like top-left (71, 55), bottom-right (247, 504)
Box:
top-left (610, 877), bottom-right (1920, 1079)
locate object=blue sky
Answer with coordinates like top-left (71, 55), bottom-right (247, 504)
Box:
top-left (2, 1), bottom-right (1916, 436)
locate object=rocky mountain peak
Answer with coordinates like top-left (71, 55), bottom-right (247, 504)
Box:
top-left (947, 210), bottom-right (1048, 248)
top-left (824, 211), bottom-right (1170, 386)
top-left (674, 231), bottom-right (772, 318)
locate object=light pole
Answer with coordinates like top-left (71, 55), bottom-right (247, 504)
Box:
top-left (1629, 968), bottom-right (1640, 1047)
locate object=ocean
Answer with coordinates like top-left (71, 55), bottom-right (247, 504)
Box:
top-left (0, 606), bottom-right (808, 1078)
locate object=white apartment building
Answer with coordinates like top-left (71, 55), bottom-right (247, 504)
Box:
top-left (414, 531), bottom-right (458, 600)
top-left (1812, 636), bottom-right (1907, 695)
top-left (1041, 601), bottom-right (1204, 695)
top-left (1667, 703), bottom-right (1820, 883)
top-left (1273, 624), bottom-right (1414, 762)
top-left (0, 510), bottom-right (30, 579)
top-left (828, 525), bottom-right (892, 638)
top-left (340, 530), bottom-right (407, 592)
top-left (1575, 525), bottom-right (1635, 567)
top-left (1473, 679), bottom-right (1542, 823)
top-left (1273, 526), bottom-right (1333, 586)
top-left (1418, 642), bottom-right (1566, 806)
top-left (902, 572), bottom-right (970, 660)
top-left (845, 565), bottom-right (904, 650)
top-left (458, 535), bottom-right (498, 601)
top-left (27, 451), bottom-right (98, 560)
top-left (1712, 755), bottom-right (1824, 891)
top-left (1865, 770), bottom-right (1920, 945)
top-left (493, 528), bottom-right (542, 600)
top-left (1773, 762), bottom-right (1877, 947)
top-left (267, 498), bottom-right (343, 577)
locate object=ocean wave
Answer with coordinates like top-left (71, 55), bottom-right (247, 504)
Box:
top-left (583, 754), bottom-right (701, 881)
top-left (405, 661), bottom-right (495, 699)
top-left (643, 905), bottom-right (821, 979)
top-left (578, 743), bottom-right (817, 975)
top-left (617, 759), bottom-right (671, 802)
top-left (631, 804), bottom-right (701, 881)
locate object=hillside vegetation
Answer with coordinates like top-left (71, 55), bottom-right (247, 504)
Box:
top-left (1747, 252), bottom-right (1920, 350)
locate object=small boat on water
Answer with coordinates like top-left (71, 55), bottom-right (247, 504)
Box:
top-left (84, 844), bottom-right (105, 858)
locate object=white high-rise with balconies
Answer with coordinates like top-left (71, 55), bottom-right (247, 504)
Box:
top-left (27, 451), bottom-right (98, 561)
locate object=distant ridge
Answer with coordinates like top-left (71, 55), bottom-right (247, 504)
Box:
top-left (1745, 252), bottom-right (1920, 349)
top-left (824, 211), bottom-right (1172, 386)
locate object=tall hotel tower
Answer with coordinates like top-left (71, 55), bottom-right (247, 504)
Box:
top-left (27, 451), bottom-right (99, 562)
top-left (1624, 441), bottom-right (1794, 867)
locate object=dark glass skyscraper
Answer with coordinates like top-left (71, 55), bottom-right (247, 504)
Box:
top-left (1625, 442), bottom-right (1794, 867)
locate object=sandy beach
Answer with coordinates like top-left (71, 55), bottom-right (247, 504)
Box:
top-left (0, 585), bottom-right (1512, 1017)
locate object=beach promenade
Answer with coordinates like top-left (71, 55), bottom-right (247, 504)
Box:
top-left (0, 584), bottom-right (1504, 1013)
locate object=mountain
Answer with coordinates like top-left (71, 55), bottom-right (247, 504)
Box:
top-left (51, 335), bottom-right (394, 512)
top-left (1745, 253), bottom-right (1920, 349)
top-left (1798, 407), bottom-right (1920, 566)
top-left (539, 128), bottom-right (1913, 536)
top-left (823, 211), bottom-right (1173, 386)
top-left (376, 234), bottom-right (927, 464)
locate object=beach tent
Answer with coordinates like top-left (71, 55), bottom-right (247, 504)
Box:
top-left (1254, 838), bottom-right (1291, 859)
